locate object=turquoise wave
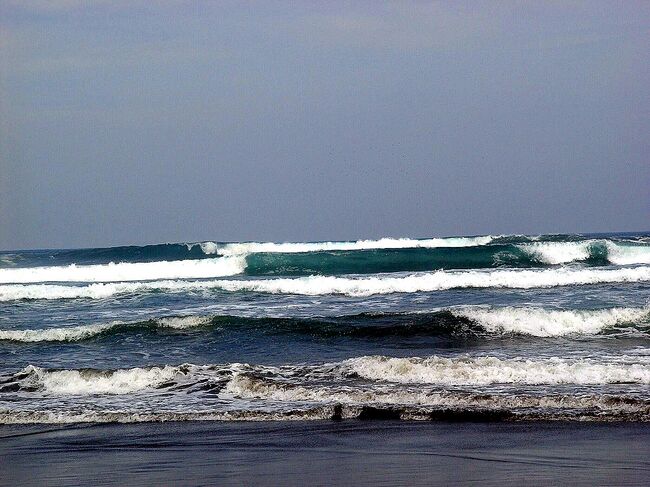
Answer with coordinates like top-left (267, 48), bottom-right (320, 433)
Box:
top-left (1, 233), bottom-right (648, 278)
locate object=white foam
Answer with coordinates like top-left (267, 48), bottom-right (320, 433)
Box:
top-left (201, 236), bottom-right (496, 256)
top-left (2, 306), bottom-right (647, 342)
top-left (17, 353), bottom-right (650, 398)
top-left (1, 266), bottom-right (648, 300)
top-left (2, 392), bottom-right (648, 424)
top-left (21, 365), bottom-right (181, 394)
top-left (156, 316), bottom-right (211, 329)
top-left (223, 374), bottom-right (443, 405)
top-left (346, 355), bottom-right (650, 385)
top-left (607, 242), bottom-right (650, 265)
top-left (0, 316), bottom-right (211, 342)
top-left (206, 267), bottom-right (650, 296)
top-left (452, 306), bottom-right (649, 337)
top-left (223, 375), bottom-right (648, 413)
top-left (519, 241), bottom-right (593, 264)
top-left (518, 240), bottom-right (650, 265)
top-left (0, 256), bottom-right (246, 284)
top-left (0, 323), bottom-right (116, 342)
top-left (0, 409), bottom-right (339, 424)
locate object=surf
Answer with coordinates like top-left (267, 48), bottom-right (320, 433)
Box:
top-left (1, 306), bottom-right (648, 342)
top-left (0, 256), bottom-right (246, 284)
top-left (2, 237), bottom-right (649, 282)
top-left (1, 265), bottom-right (648, 301)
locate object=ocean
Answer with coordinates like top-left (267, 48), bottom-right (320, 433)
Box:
top-left (1, 232), bottom-right (649, 424)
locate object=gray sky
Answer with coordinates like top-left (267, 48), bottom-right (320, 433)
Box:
top-left (1, 1), bottom-right (648, 250)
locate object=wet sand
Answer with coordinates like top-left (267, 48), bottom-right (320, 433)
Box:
top-left (1, 421), bottom-right (649, 486)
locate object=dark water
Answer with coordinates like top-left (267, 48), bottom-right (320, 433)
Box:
top-left (1, 232), bottom-right (649, 423)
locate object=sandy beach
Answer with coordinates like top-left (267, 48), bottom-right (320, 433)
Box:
top-left (2, 420), bottom-right (649, 486)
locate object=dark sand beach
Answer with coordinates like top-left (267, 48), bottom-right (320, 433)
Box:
top-left (2, 421), bottom-right (649, 486)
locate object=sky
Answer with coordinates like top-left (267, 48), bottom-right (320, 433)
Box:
top-left (0, 1), bottom-right (648, 250)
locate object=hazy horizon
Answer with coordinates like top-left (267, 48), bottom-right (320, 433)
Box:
top-left (1, 1), bottom-right (648, 250)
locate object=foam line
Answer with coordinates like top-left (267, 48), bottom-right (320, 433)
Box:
top-left (1, 266), bottom-right (648, 300)
top-left (0, 257), bottom-right (246, 284)
top-left (199, 236), bottom-right (496, 256)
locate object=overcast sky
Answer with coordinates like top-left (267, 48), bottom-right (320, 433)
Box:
top-left (1, 1), bottom-right (648, 250)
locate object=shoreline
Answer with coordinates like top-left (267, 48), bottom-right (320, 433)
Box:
top-left (2, 420), bottom-right (649, 486)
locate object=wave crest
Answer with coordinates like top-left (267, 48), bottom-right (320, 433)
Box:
top-left (518, 240), bottom-right (650, 265)
top-left (0, 257), bottom-right (246, 284)
top-left (6, 354), bottom-right (650, 399)
top-left (17, 364), bottom-right (182, 394)
top-left (451, 306), bottom-right (649, 337)
top-left (1, 306), bottom-right (648, 343)
top-left (1, 266), bottom-right (648, 301)
top-left (345, 355), bottom-right (650, 385)
top-left (0, 316), bottom-right (212, 342)
top-left (203, 236), bottom-right (496, 256)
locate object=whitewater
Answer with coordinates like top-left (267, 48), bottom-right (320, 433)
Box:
top-left (2, 231), bottom-right (650, 423)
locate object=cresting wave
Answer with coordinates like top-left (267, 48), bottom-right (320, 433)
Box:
top-left (345, 355), bottom-right (650, 385)
top-left (2, 238), bottom-right (649, 283)
top-left (0, 316), bottom-right (211, 342)
top-left (0, 257), bottom-right (246, 284)
top-left (3, 356), bottom-right (650, 423)
top-left (240, 240), bottom-right (650, 275)
top-left (194, 236), bottom-right (497, 256)
top-left (517, 240), bottom-right (650, 265)
top-left (449, 306), bottom-right (650, 337)
top-left (4, 355), bottom-right (650, 396)
top-left (0, 235), bottom-right (500, 270)
top-left (1, 307), bottom-right (648, 343)
top-left (3, 265), bottom-right (647, 301)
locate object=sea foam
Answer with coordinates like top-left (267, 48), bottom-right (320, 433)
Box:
top-left (198, 236), bottom-right (496, 256)
top-left (1, 266), bottom-right (648, 301)
top-left (223, 374), bottom-right (649, 413)
top-left (345, 355), bottom-right (650, 385)
top-left (451, 306), bottom-right (649, 337)
top-left (11, 354), bottom-right (650, 399)
top-left (518, 240), bottom-right (650, 265)
top-left (20, 364), bottom-right (181, 394)
top-left (0, 316), bottom-right (211, 342)
top-left (606, 242), bottom-right (650, 265)
top-left (1, 306), bottom-right (647, 342)
top-left (518, 241), bottom-right (593, 264)
top-left (0, 256), bottom-right (246, 284)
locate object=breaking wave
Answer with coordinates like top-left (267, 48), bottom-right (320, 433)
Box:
top-left (3, 355), bottom-right (650, 423)
top-left (1, 265), bottom-right (648, 301)
top-left (1, 306), bottom-right (648, 343)
top-left (4, 354), bottom-right (649, 397)
top-left (0, 316), bottom-right (211, 342)
top-left (518, 240), bottom-right (650, 266)
top-left (345, 355), bottom-right (650, 385)
top-left (14, 364), bottom-right (181, 394)
top-left (450, 306), bottom-right (650, 337)
top-left (2, 238), bottom-right (648, 282)
top-left (204, 236), bottom-right (497, 256)
top-left (0, 257), bottom-right (246, 284)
